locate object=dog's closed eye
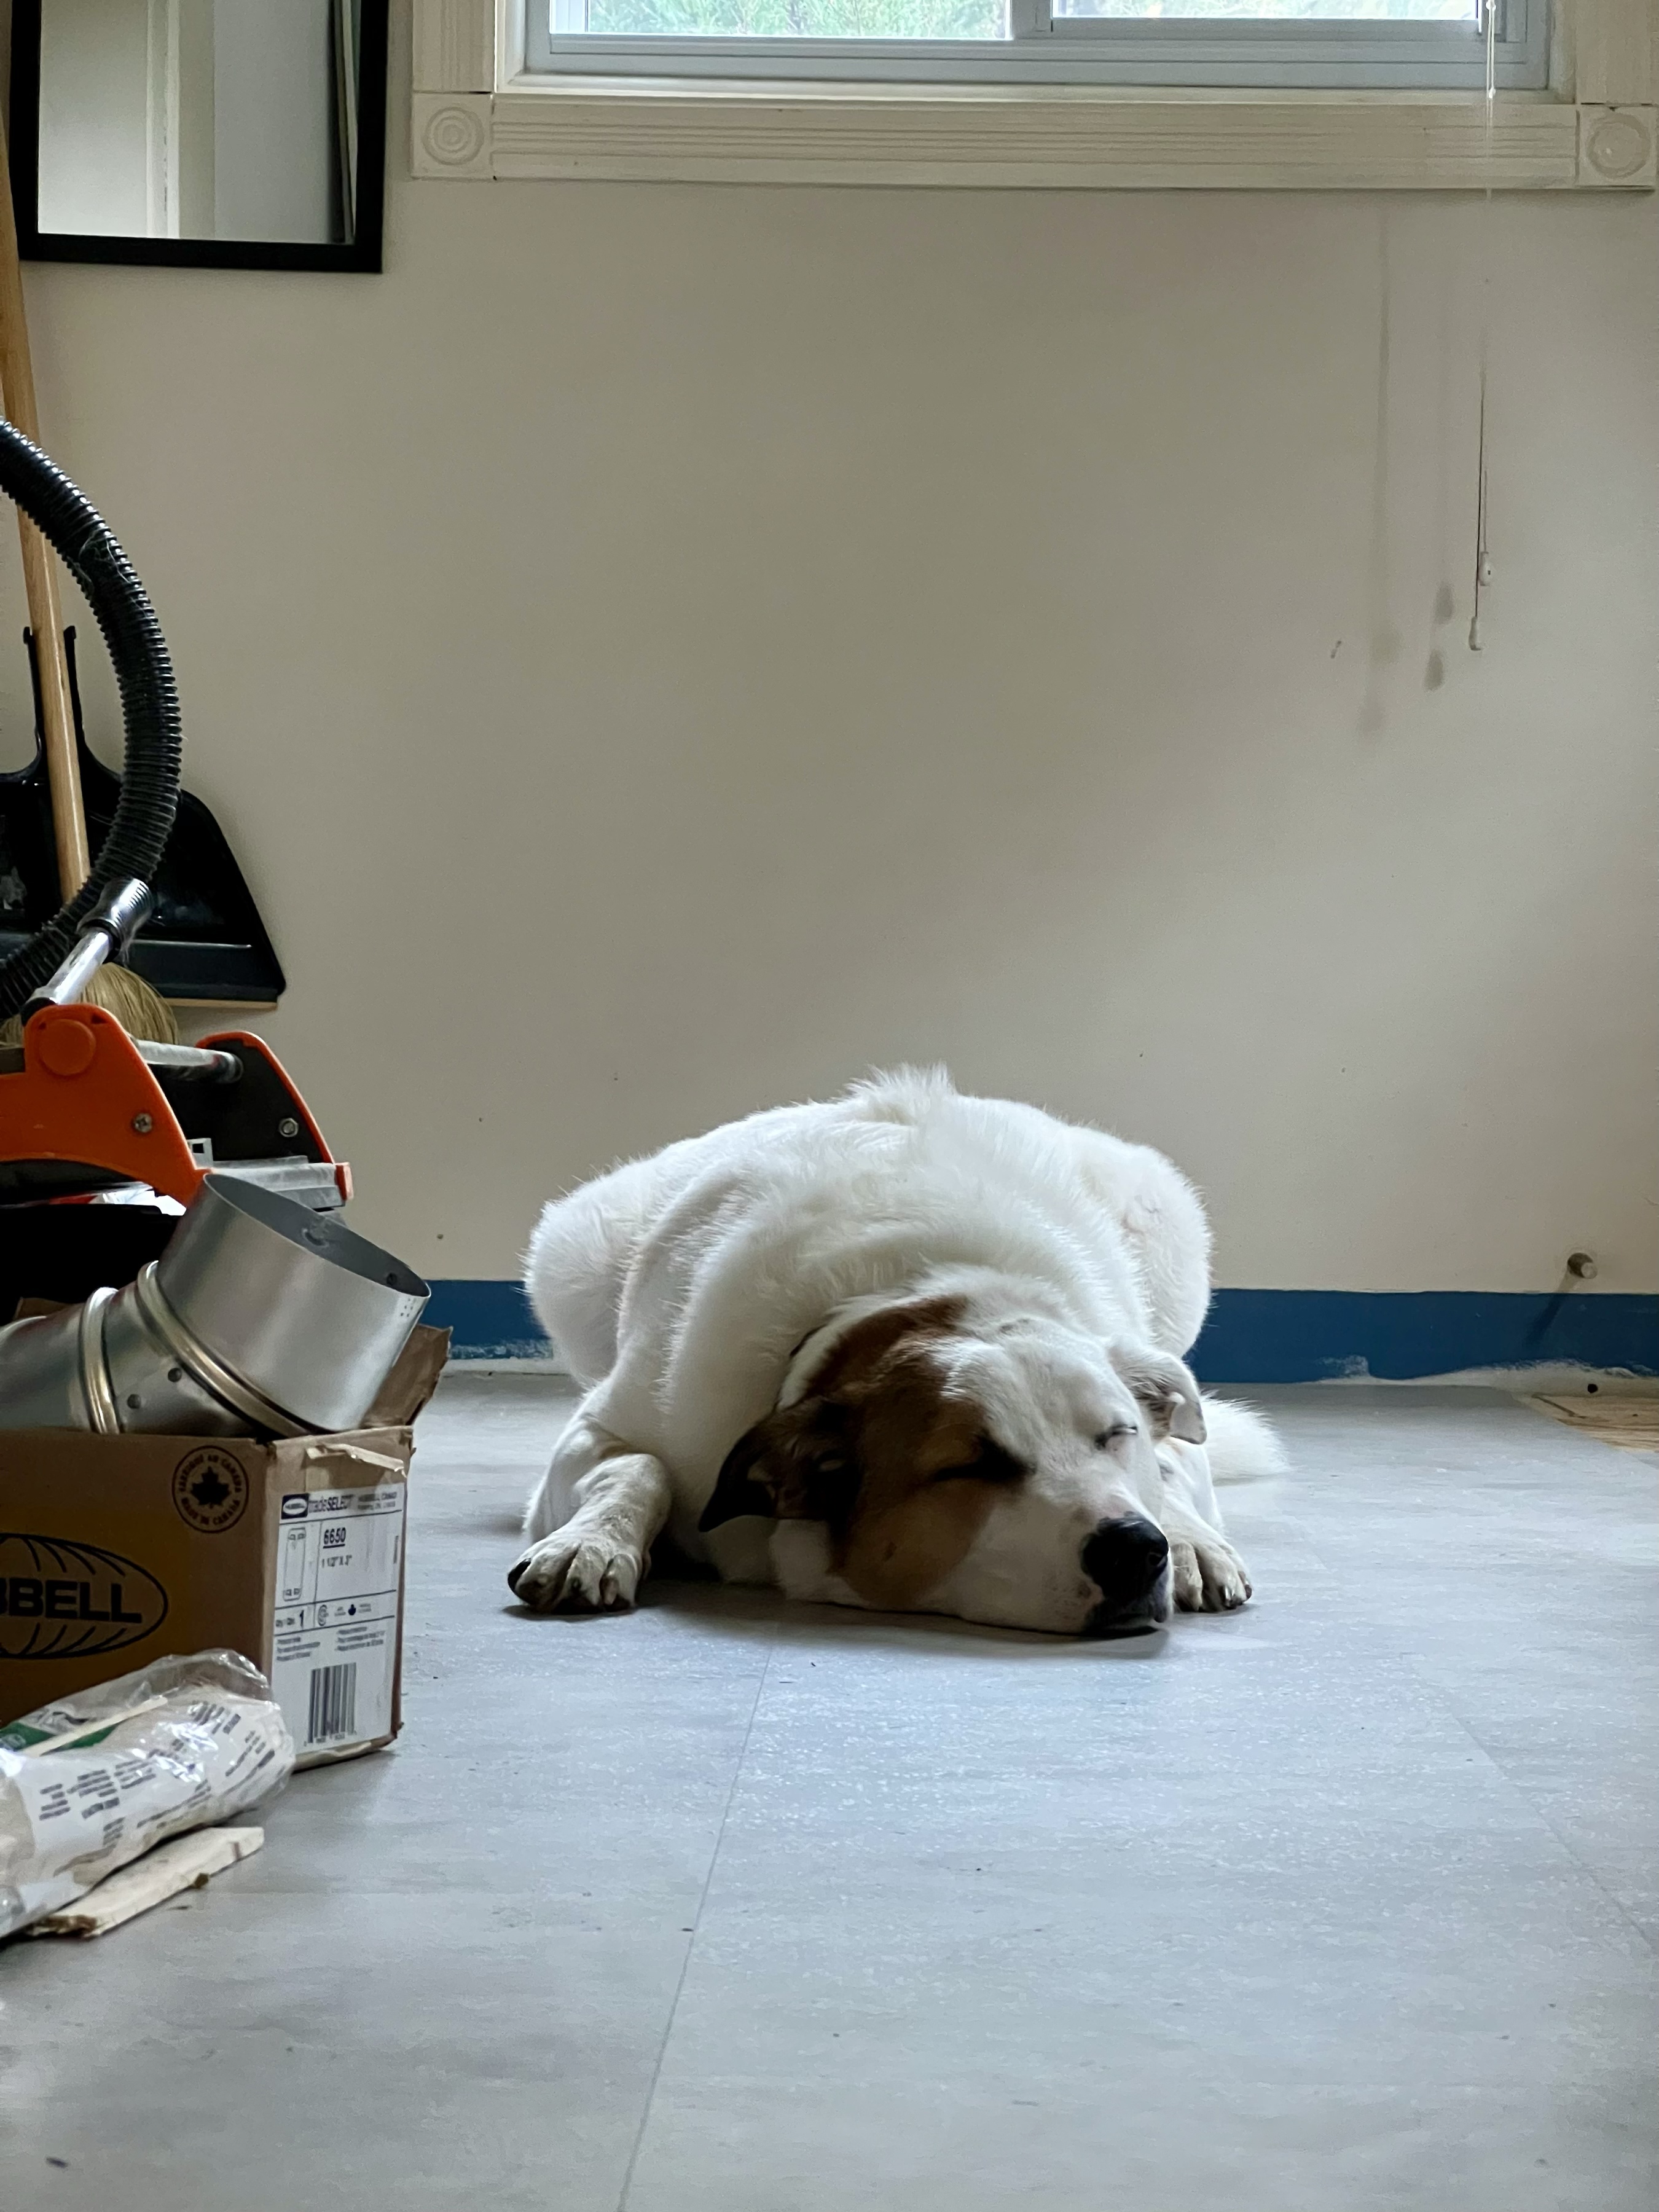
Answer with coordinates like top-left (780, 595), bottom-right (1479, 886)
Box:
top-left (927, 1440), bottom-right (1026, 1487)
top-left (1093, 1424), bottom-right (1139, 1448)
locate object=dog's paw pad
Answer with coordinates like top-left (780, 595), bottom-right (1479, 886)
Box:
top-left (508, 1531), bottom-right (643, 1613)
top-left (1169, 1537), bottom-right (1204, 1611)
top-left (1172, 1536), bottom-right (1252, 1614)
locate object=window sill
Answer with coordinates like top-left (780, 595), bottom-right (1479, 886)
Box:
top-left (410, 2), bottom-right (1658, 191)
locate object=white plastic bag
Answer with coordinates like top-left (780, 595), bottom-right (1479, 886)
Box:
top-left (0, 1650), bottom-right (294, 1938)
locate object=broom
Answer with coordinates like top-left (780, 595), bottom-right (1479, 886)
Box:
top-left (0, 115), bottom-right (177, 1049)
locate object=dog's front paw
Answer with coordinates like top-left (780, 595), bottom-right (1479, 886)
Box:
top-left (1170, 1533), bottom-right (1252, 1614)
top-left (508, 1526), bottom-right (644, 1612)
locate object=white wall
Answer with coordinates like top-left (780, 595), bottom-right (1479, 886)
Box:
top-left (4, 9), bottom-right (1654, 1294)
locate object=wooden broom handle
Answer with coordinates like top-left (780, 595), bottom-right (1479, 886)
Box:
top-left (0, 119), bottom-right (91, 898)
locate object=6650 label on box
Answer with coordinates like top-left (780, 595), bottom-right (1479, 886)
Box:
top-left (270, 1486), bottom-right (404, 1758)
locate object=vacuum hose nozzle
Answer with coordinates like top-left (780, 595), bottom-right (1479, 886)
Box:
top-left (20, 876), bottom-right (155, 1022)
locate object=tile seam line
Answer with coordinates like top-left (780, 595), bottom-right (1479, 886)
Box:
top-left (1528, 1813), bottom-right (1659, 1958)
top-left (1376, 1631), bottom-right (1659, 1959)
top-left (1258, 1470), bottom-right (1658, 1956)
top-left (615, 1628), bottom-right (780, 2211)
top-left (1421, 1698), bottom-right (1659, 1960)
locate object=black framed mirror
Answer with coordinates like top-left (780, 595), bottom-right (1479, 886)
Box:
top-left (8, 0), bottom-right (387, 272)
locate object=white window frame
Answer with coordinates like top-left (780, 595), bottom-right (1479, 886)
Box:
top-left (411, 0), bottom-right (1659, 190)
top-left (529, 0), bottom-right (1548, 92)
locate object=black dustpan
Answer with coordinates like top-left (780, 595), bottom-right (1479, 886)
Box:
top-left (0, 627), bottom-right (284, 1005)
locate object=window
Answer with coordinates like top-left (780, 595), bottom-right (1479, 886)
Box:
top-left (527, 0), bottom-right (1549, 90)
top-left (412, 0), bottom-right (1652, 193)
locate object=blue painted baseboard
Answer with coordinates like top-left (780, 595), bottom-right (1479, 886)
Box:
top-left (428, 1280), bottom-right (1657, 1380)
top-left (425, 1281), bottom-right (549, 1361)
top-left (1191, 1290), bottom-right (1658, 1382)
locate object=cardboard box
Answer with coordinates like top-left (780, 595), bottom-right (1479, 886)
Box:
top-left (0, 1325), bottom-right (448, 1766)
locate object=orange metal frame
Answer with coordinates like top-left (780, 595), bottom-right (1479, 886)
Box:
top-left (0, 1004), bottom-right (348, 1206)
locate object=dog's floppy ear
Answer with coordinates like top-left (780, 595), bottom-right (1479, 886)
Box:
top-left (699, 1398), bottom-right (861, 1532)
top-left (1110, 1344), bottom-right (1207, 1445)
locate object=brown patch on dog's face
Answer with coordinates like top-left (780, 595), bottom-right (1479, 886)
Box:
top-left (700, 1300), bottom-right (1026, 1610)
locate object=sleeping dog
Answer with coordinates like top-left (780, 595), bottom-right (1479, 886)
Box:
top-left (510, 1070), bottom-right (1282, 1638)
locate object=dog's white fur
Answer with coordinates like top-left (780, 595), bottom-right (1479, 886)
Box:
top-left (513, 1070), bottom-right (1283, 1634)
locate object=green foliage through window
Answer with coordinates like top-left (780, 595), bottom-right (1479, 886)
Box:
top-left (570, 0), bottom-right (1477, 33)
top-left (584, 0), bottom-right (1003, 32)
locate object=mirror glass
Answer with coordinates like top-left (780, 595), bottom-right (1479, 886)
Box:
top-left (32, 0), bottom-right (372, 251)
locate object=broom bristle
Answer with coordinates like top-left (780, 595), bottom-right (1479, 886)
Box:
top-left (0, 964), bottom-right (181, 1048)
top-left (82, 964), bottom-right (181, 1043)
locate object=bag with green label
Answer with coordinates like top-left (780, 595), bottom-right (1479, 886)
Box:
top-left (0, 1649), bottom-right (294, 1937)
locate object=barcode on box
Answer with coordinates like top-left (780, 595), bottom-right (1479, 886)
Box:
top-left (306, 1661), bottom-right (358, 1745)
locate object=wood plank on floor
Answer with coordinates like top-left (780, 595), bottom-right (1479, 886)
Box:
top-left (1529, 1394), bottom-right (1659, 1451)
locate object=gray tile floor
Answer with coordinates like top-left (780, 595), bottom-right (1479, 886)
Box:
top-left (4, 1379), bottom-right (1655, 2211)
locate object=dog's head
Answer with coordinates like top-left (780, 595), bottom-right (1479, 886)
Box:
top-left (699, 1295), bottom-right (1203, 1636)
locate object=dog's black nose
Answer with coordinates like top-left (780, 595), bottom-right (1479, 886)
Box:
top-left (1081, 1515), bottom-right (1170, 1636)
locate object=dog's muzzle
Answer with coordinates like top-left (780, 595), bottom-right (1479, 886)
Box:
top-left (1081, 1514), bottom-right (1171, 1638)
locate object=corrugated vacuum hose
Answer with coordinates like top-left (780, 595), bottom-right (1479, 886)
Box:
top-left (0, 418), bottom-right (182, 1019)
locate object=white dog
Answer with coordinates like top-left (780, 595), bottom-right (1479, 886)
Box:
top-left (511, 1070), bottom-right (1282, 1638)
